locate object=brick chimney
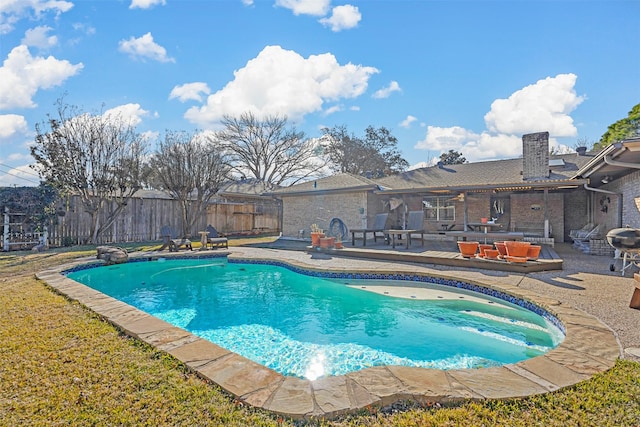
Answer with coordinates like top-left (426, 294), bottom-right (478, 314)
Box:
top-left (522, 132), bottom-right (549, 180)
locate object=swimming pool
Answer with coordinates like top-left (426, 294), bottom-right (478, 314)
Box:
top-left (67, 256), bottom-right (564, 380)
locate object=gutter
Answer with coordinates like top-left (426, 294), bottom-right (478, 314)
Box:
top-left (604, 154), bottom-right (640, 170)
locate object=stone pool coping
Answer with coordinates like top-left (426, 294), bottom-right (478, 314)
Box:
top-left (36, 249), bottom-right (621, 420)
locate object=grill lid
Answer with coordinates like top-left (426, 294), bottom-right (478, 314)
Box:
top-left (606, 227), bottom-right (640, 251)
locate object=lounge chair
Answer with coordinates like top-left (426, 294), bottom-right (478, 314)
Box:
top-left (205, 225), bottom-right (228, 249)
top-left (350, 213), bottom-right (389, 246)
top-left (159, 225), bottom-right (192, 252)
top-left (569, 223), bottom-right (595, 240)
top-left (570, 223), bottom-right (601, 253)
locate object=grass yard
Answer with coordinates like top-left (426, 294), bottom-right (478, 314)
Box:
top-left (1, 244), bottom-right (640, 426)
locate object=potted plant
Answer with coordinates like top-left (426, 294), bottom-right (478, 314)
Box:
top-left (505, 241), bottom-right (531, 258)
top-left (457, 241), bottom-right (479, 258)
top-left (310, 224), bottom-right (324, 247)
top-left (527, 245), bottom-right (542, 260)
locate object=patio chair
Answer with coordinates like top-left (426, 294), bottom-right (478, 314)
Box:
top-left (406, 210), bottom-right (426, 245)
top-left (350, 213), bottom-right (389, 246)
top-left (205, 224), bottom-right (228, 249)
top-left (159, 225), bottom-right (192, 252)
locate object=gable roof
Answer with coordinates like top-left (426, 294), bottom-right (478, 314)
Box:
top-left (269, 173), bottom-right (383, 196)
top-left (217, 179), bottom-right (279, 199)
top-left (376, 153), bottom-right (593, 194)
top-left (268, 152), bottom-right (598, 197)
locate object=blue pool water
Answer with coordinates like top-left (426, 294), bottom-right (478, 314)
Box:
top-left (67, 257), bottom-right (564, 379)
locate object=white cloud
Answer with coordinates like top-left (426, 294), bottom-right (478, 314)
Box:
top-left (323, 105), bottom-right (342, 115)
top-left (484, 73), bottom-right (584, 137)
top-left (0, 45), bottom-right (83, 110)
top-left (22, 25), bottom-right (58, 49)
top-left (103, 103), bottom-right (149, 126)
top-left (408, 160), bottom-right (434, 170)
top-left (0, 164), bottom-right (42, 187)
top-left (72, 22), bottom-right (96, 36)
top-left (275, 0), bottom-right (330, 16)
top-left (415, 126), bottom-right (479, 152)
top-left (118, 32), bottom-right (175, 63)
top-left (130, 0), bottom-right (166, 9)
top-left (372, 81), bottom-right (401, 99)
top-left (414, 74), bottom-right (585, 162)
top-left (415, 126), bottom-right (521, 162)
top-left (0, 114), bottom-right (29, 140)
top-left (399, 115), bottom-right (417, 129)
top-left (319, 4), bottom-right (361, 31)
top-left (0, 0), bottom-right (73, 34)
top-left (169, 82), bottom-right (211, 103)
top-left (241, 0), bottom-right (254, 5)
top-left (184, 45), bottom-right (379, 127)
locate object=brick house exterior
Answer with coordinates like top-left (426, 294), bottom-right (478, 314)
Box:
top-left (270, 174), bottom-right (386, 239)
top-left (271, 134), bottom-right (640, 249)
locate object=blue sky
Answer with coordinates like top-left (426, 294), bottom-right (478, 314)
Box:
top-left (1, 0), bottom-right (638, 187)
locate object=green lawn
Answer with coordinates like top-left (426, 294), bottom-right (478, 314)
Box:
top-left (1, 246), bottom-right (640, 426)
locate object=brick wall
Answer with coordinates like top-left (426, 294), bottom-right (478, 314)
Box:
top-left (606, 169), bottom-right (640, 228)
top-left (510, 192), bottom-right (564, 239)
top-left (588, 238), bottom-right (615, 256)
top-left (281, 191), bottom-right (383, 239)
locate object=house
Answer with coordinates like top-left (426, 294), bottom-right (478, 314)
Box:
top-left (272, 132), bottom-right (640, 250)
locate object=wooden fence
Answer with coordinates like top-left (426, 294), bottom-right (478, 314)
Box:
top-left (206, 201), bottom-right (280, 235)
top-left (39, 194), bottom-right (280, 248)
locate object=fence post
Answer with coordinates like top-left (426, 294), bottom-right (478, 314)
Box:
top-left (3, 207), bottom-right (9, 251)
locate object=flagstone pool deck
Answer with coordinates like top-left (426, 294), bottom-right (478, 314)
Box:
top-left (36, 244), bottom-right (632, 420)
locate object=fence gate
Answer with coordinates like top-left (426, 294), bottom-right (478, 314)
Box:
top-left (2, 207), bottom-right (47, 251)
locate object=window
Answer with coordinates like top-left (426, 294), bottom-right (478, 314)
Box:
top-left (422, 196), bottom-right (455, 221)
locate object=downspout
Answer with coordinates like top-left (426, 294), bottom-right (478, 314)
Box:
top-left (600, 151), bottom-right (640, 227)
top-left (582, 183), bottom-right (622, 227)
top-left (463, 191), bottom-right (469, 231)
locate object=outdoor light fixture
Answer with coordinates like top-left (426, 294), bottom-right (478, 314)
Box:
top-left (601, 175), bottom-right (612, 184)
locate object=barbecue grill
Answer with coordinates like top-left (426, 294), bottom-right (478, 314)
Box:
top-left (606, 227), bottom-right (640, 275)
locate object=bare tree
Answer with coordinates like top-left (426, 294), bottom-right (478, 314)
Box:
top-left (148, 131), bottom-right (231, 237)
top-left (31, 100), bottom-right (147, 244)
top-left (214, 112), bottom-right (326, 186)
top-left (439, 149), bottom-right (467, 165)
top-left (321, 125), bottom-right (408, 177)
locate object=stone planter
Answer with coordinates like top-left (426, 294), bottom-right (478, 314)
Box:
top-left (457, 241), bottom-right (479, 258)
top-left (505, 241), bottom-right (531, 258)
